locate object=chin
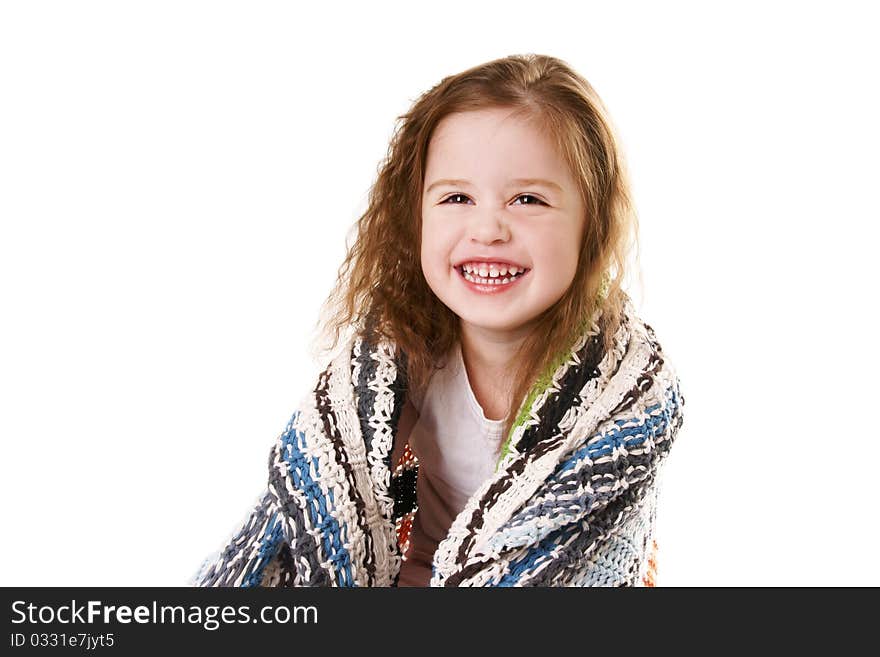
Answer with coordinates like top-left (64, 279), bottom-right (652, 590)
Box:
top-left (457, 310), bottom-right (529, 332)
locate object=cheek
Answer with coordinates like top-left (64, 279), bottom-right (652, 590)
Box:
top-left (419, 226), bottom-right (438, 267)
top-left (420, 215), bottom-right (454, 266)
top-left (418, 216), bottom-right (433, 265)
top-left (531, 227), bottom-right (579, 264)
top-left (419, 236), bottom-right (444, 287)
top-left (530, 229), bottom-right (582, 283)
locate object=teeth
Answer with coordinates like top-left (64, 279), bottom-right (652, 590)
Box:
top-left (462, 262), bottom-right (523, 278)
top-left (459, 264), bottom-right (526, 286)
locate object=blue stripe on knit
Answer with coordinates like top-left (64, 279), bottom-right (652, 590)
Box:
top-left (550, 387), bottom-right (682, 484)
top-left (280, 412), bottom-right (354, 587)
top-left (495, 522), bottom-right (581, 586)
top-left (241, 512), bottom-right (285, 587)
top-left (493, 386), bottom-right (683, 586)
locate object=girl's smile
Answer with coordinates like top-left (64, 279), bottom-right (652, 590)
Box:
top-left (454, 263), bottom-right (531, 295)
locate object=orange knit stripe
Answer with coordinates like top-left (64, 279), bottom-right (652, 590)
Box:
top-left (642, 538), bottom-right (659, 587)
top-left (396, 512), bottom-right (414, 556)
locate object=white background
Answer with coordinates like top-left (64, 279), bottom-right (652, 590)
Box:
top-left (1, 1), bottom-right (877, 586)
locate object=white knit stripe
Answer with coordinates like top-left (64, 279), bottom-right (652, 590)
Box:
top-left (360, 338), bottom-right (404, 585)
top-left (350, 336), bottom-right (364, 401)
top-left (317, 342), bottom-right (388, 586)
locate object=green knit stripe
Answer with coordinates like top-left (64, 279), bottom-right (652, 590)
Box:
top-left (495, 313), bottom-right (591, 468)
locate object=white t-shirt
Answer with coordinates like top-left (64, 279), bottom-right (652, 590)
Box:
top-left (396, 340), bottom-right (508, 587)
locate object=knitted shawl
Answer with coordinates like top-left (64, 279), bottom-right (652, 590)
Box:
top-left (190, 294), bottom-right (685, 587)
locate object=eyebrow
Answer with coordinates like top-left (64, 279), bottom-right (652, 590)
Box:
top-left (425, 178), bottom-right (563, 195)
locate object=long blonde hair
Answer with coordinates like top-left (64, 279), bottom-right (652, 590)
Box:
top-left (309, 53), bottom-right (641, 450)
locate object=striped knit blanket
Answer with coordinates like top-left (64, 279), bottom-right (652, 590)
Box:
top-left (190, 295), bottom-right (685, 587)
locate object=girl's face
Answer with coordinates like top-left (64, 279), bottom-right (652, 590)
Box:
top-left (420, 107), bottom-right (586, 338)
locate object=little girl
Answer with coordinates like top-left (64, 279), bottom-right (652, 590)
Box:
top-left (191, 53), bottom-right (685, 588)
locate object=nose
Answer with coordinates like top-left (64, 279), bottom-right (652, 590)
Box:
top-left (468, 210), bottom-right (511, 244)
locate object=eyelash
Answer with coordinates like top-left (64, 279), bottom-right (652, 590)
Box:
top-left (440, 193), bottom-right (548, 206)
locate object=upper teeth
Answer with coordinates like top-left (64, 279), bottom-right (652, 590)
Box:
top-left (461, 262), bottom-right (525, 278)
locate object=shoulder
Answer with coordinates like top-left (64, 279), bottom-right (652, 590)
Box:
top-left (398, 396), bottom-right (419, 440)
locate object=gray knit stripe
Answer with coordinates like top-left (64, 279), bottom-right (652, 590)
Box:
top-left (558, 483), bottom-right (659, 586)
top-left (191, 488), bottom-right (277, 587)
top-left (353, 333), bottom-right (381, 456)
top-left (521, 466), bottom-right (661, 586)
top-left (314, 364), bottom-right (378, 586)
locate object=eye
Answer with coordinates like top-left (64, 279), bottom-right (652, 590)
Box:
top-left (513, 194), bottom-right (547, 206)
top-left (440, 193), bottom-right (472, 205)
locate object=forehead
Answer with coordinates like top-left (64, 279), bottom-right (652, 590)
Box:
top-left (425, 108), bottom-right (569, 181)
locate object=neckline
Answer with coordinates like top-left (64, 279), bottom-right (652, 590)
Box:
top-left (455, 340), bottom-right (508, 429)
